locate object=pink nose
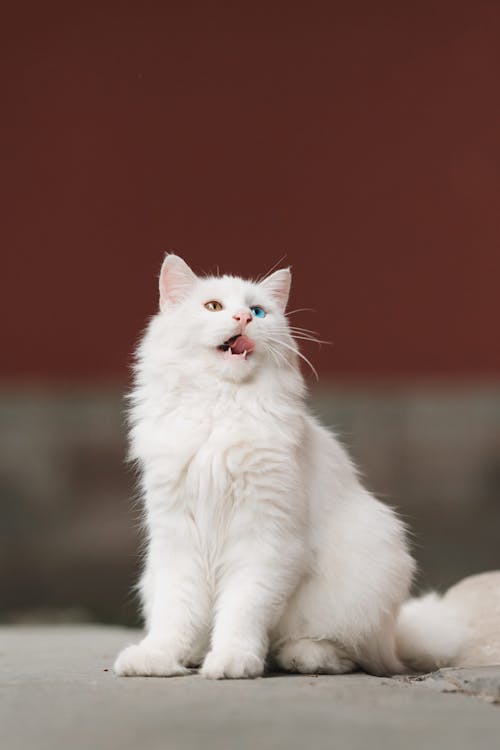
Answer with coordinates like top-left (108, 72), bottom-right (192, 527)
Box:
top-left (233, 309), bottom-right (252, 329)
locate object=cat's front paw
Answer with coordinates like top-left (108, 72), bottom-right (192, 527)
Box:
top-left (200, 648), bottom-right (264, 679)
top-left (114, 643), bottom-right (190, 677)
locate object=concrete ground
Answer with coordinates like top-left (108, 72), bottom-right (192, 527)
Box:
top-left (1, 626), bottom-right (499, 750)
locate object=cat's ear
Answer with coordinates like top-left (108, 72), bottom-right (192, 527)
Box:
top-left (159, 254), bottom-right (197, 309)
top-left (259, 268), bottom-right (291, 312)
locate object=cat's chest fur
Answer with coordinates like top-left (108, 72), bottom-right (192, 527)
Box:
top-left (137, 394), bottom-right (303, 482)
top-left (134, 388), bottom-right (305, 518)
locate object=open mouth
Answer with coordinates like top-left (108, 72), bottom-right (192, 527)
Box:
top-left (218, 334), bottom-right (255, 360)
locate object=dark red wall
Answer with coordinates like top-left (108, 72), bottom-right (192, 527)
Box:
top-left (3, 1), bottom-right (500, 382)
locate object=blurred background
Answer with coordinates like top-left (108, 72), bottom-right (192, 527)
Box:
top-left (1, 1), bottom-right (499, 626)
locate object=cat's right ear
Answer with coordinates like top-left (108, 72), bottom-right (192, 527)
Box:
top-left (258, 267), bottom-right (291, 312)
top-left (159, 254), bottom-right (197, 310)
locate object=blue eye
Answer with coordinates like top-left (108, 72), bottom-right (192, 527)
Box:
top-left (250, 306), bottom-right (266, 318)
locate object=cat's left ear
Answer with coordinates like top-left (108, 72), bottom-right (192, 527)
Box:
top-left (259, 268), bottom-right (291, 312)
top-left (159, 254), bottom-right (197, 310)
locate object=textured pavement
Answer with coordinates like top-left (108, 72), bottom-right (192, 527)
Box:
top-left (1, 625), bottom-right (499, 750)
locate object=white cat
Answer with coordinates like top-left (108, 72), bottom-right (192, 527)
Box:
top-left (114, 255), bottom-right (465, 679)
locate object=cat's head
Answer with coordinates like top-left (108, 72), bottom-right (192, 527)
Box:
top-left (151, 254), bottom-right (300, 383)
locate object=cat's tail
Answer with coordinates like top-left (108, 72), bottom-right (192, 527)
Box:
top-left (395, 592), bottom-right (469, 672)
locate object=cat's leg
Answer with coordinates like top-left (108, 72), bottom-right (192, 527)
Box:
top-left (274, 638), bottom-right (356, 675)
top-left (280, 417), bottom-right (414, 676)
top-left (200, 522), bottom-right (305, 679)
top-left (114, 514), bottom-right (209, 677)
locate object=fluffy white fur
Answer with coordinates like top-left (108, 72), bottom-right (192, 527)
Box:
top-left (114, 255), bottom-right (465, 679)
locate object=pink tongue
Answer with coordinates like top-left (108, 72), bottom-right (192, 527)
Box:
top-left (231, 335), bottom-right (255, 355)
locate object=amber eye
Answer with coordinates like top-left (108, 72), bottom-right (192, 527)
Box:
top-left (204, 300), bottom-right (223, 312)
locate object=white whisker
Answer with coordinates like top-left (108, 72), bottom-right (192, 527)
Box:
top-left (288, 326), bottom-right (321, 336)
top-left (275, 339), bottom-right (319, 381)
top-left (255, 254), bottom-right (289, 284)
top-left (271, 325), bottom-right (330, 346)
top-left (285, 308), bottom-right (316, 317)
top-left (263, 341), bottom-right (292, 370)
top-left (291, 336), bottom-right (330, 346)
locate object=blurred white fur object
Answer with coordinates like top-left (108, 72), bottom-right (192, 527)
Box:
top-left (443, 571), bottom-right (500, 667)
